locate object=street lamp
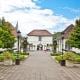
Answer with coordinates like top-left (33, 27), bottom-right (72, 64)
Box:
top-left (60, 32), bottom-right (65, 66)
top-left (62, 32), bottom-right (64, 59)
top-left (15, 30), bottom-right (21, 65)
top-left (53, 38), bottom-right (57, 53)
top-left (23, 37), bottom-right (28, 53)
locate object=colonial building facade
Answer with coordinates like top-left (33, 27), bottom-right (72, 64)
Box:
top-left (56, 24), bottom-right (80, 53)
top-left (57, 24), bottom-right (74, 52)
top-left (53, 24), bottom-right (74, 53)
top-left (27, 30), bottom-right (53, 51)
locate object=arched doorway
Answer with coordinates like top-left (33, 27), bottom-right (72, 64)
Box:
top-left (37, 44), bottom-right (43, 50)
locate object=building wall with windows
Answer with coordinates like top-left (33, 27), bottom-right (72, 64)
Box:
top-left (27, 30), bottom-right (53, 51)
top-left (56, 24), bottom-right (75, 53)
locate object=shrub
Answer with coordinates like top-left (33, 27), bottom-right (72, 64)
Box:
top-left (63, 51), bottom-right (76, 61)
top-left (51, 53), bottom-right (61, 56)
top-left (0, 51), bottom-right (28, 62)
top-left (75, 58), bottom-right (80, 62)
top-left (0, 55), bottom-right (4, 62)
top-left (55, 51), bottom-right (76, 62)
top-left (12, 54), bottom-right (27, 61)
top-left (12, 55), bottom-right (16, 62)
top-left (20, 52), bottom-right (26, 55)
top-left (19, 55), bottom-right (25, 61)
top-left (54, 51), bottom-right (80, 63)
top-left (3, 51), bottom-right (12, 60)
top-left (55, 55), bottom-right (64, 63)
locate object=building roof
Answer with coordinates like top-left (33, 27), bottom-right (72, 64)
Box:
top-left (56, 24), bottom-right (74, 40)
top-left (27, 29), bottom-right (52, 36)
top-left (62, 24), bottom-right (74, 39)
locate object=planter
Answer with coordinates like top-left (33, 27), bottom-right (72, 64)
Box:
top-left (66, 60), bottom-right (75, 67)
top-left (15, 58), bottom-right (20, 65)
top-left (4, 59), bottom-right (13, 65)
top-left (60, 60), bottom-right (66, 66)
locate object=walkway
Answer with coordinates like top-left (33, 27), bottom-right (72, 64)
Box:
top-left (0, 51), bottom-right (80, 80)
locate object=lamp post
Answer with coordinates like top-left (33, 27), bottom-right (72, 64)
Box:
top-left (60, 32), bottom-right (65, 66)
top-left (23, 37), bottom-right (28, 53)
top-left (62, 33), bottom-right (64, 59)
top-left (53, 38), bottom-right (57, 53)
top-left (15, 30), bottom-right (21, 65)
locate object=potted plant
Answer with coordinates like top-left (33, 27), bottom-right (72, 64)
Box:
top-left (60, 59), bottom-right (66, 66)
top-left (59, 54), bottom-right (66, 66)
top-left (55, 55), bottom-right (66, 66)
top-left (3, 51), bottom-right (13, 65)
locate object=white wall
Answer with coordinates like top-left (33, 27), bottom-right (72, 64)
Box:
top-left (57, 39), bottom-right (66, 52)
top-left (71, 47), bottom-right (80, 53)
top-left (13, 38), bottom-right (22, 51)
top-left (57, 39), bottom-right (80, 53)
top-left (27, 36), bottom-right (52, 50)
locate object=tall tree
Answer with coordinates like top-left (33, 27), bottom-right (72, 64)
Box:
top-left (0, 17), bottom-right (16, 49)
top-left (67, 19), bottom-right (80, 48)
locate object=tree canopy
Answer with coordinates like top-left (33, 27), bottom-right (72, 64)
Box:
top-left (0, 17), bottom-right (16, 48)
top-left (67, 19), bottom-right (80, 48)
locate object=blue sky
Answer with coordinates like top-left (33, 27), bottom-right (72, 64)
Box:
top-left (0, 0), bottom-right (80, 35)
top-left (35, 0), bottom-right (80, 18)
top-left (34, 0), bottom-right (80, 32)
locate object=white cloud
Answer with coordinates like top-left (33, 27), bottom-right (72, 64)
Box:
top-left (0, 0), bottom-right (75, 36)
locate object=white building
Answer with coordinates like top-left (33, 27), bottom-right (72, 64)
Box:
top-left (56, 24), bottom-right (80, 53)
top-left (27, 29), bottom-right (53, 51)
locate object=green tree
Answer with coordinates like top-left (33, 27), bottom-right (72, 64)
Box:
top-left (67, 19), bottom-right (80, 48)
top-left (22, 37), bottom-right (28, 53)
top-left (0, 17), bottom-right (16, 49)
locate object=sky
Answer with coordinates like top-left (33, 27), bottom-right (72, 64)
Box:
top-left (0, 0), bottom-right (80, 36)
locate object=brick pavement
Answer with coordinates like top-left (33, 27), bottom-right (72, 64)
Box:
top-left (0, 51), bottom-right (80, 80)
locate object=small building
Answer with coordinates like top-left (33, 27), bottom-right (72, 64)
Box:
top-left (27, 29), bottom-right (53, 51)
top-left (56, 24), bottom-right (74, 52)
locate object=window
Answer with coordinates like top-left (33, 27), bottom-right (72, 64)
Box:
top-left (38, 36), bottom-right (42, 41)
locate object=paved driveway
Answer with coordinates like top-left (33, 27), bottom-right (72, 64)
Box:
top-left (0, 51), bottom-right (80, 80)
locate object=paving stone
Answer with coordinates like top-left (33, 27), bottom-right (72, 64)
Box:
top-left (0, 51), bottom-right (80, 80)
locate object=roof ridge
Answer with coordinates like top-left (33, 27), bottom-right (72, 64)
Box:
top-left (27, 29), bottom-right (52, 36)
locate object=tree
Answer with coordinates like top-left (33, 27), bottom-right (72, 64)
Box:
top-left (22, 37), bottom-right (28, 53)
top-left (67, 19), bottom-right (80, 48)
top-left (0, 17), bottom-right (16, 49)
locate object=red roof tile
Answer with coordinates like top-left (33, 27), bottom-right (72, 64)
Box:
top-left (27, 29), bottom-right (52, 36)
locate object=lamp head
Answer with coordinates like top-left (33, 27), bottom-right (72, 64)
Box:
top-left (17, 30), bottom-right (21, 37)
